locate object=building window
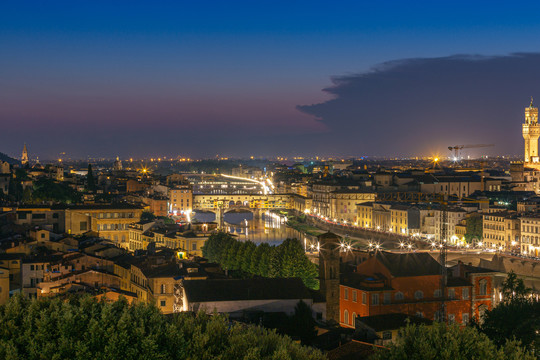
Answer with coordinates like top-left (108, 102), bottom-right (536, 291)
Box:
top-left (479, 279), bottom-right (487, 295)
top-left (352, 312), bottom-right (356, 327)
top-left (372, 293), bottom-right (379, 305)
top-left (448, 288), bottom-right (456, 300)
top-left (394, 292), bottom-right (404, 301)
top-left (344, 288), bottom-right (349, 300)
top-left (352, 290), bottom-right (357, 302)
top-left (414, 290), bottom-right (424, 300)
top-left (463, 288), bottom-right (469, 300)
top-left (383, 292), bottom-right (391, 304)
top-left (434, 289), bottom-right (442, 298)
top-left (362, 292), bottom-right (367, 305)
top-left (462, 313), bottom-right (469, 325)
top-left (415, 312), bottom-right (424, 318)
top-left (192, 243), bottom-right (197, 250)
top-left (160, 300), bottom-right (166, 307)
top-left (344, 310), bottom-right (349, 324)
top-left (382, 331), bottom-right (392, 340)
top-left (161, 284), bottom-right (166, 294)
top-left (79, 221), bottom-right (87, 231)
top-left (448, 314), bottom-right (455, 324)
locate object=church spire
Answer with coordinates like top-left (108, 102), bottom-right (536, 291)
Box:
top-left (21, 143), bottom-right (29, 165)
top-left (531, 96), bottom-right (534, 107)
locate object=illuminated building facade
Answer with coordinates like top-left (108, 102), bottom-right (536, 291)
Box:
top-left (65, 204), bottom-right (143, 249)
top-left (482, 211), bottom-right (520, 251)
top-left (169, 184), bottom-right (193, 215)
top-left (523, 98), bottom-right (540, 166)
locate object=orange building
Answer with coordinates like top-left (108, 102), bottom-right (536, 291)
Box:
top-left (339, 252), bottom-right (496, 328)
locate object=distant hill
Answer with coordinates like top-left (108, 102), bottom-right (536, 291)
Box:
top-left (0, 152), bottom-right (20, 165)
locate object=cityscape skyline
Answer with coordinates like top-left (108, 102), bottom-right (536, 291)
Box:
top-left (4, 2), bottom-right (540, 158)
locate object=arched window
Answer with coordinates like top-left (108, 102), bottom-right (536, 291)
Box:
top-left (479, 279), bottom-right (487, 295)
top-left (394, 292), bottom-right (404, 301)
top-left (414, 290), bottom-right (424, 300)
top-left (344, 310), bottom-right (349, 325)
top-left (352, 312), bottom-right (356, 327)
top-left (434, 289), bottom-right (442, 298)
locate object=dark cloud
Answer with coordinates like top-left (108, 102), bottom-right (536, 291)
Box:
top-left (298, 53), bottom-right (540, 157)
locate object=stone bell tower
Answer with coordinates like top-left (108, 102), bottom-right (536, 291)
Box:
top-left (523, 97), bottom-right (540, 165)
top-left (318, 232), bottom-right (341, 323)
top-left (21, 143), bottom-right (29, 166)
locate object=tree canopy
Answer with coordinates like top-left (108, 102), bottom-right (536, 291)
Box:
top-left (370, 321), bottom-right (534, 360)
top-left (478, 271), bottom-right (539, 355)
top-left (0, 295), bottom-right (325, 360)
top-left (202, 232), bottom-right (319, 290)
top-left (30, 177), bottom-right (82, 204)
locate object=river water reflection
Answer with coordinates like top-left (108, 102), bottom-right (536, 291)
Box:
top-left (192, 211), bottom-right (316, 247)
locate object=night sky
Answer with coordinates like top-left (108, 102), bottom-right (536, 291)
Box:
top-left (3, 1), bottom-right (540, 159)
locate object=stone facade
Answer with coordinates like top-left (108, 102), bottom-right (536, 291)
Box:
top-left (318, 232), bottom-right (341, 323)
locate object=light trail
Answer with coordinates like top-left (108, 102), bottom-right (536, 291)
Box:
top-left (220, 173), bottom-right (271, 194)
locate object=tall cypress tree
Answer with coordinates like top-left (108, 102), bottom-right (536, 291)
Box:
top-left (87, 164), bottom-right (96, 192)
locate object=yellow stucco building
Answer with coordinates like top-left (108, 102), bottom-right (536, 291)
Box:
top-left (65, 204), bottom-right (143, 249)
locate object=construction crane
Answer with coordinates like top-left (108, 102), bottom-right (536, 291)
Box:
top-left (448, 144), bottom-right (494, 160)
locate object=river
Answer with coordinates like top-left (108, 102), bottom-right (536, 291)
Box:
top-left (192, 210), bottom-right (317, 247)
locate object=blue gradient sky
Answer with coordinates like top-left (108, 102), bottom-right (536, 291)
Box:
top-left (3, 1), bottom-right (540, 159)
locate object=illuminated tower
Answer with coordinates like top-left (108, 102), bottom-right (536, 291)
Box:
top-left (523, 97), bottom-right (540, 164)
top-left (21, 143), bottom-right (29, 166)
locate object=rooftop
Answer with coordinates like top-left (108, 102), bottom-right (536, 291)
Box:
top-left (183, 278), bottom-right (311, 302)
top-left (374, 252), bottom-right (442, 277)
top-left (357, 313), bottom-right (432, 332)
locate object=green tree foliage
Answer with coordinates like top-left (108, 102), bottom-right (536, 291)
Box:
top-left (371, 321), bottom-right (534, 360)
top-left (241, 241), bottom-right (256, 273)
top-left (202, 232), bottom-right (319, 290)
top-left (30, 177), bottom-right (82, 204)
top-left (464, 214), bottom-right (482, 243)
top-left (288, 300), bottom-right (317, 346)
top-left (87, 164), bottom-right (96, 192)
top-left (140, 211), bottom-right (156, 222)
top-left (478, 271), bottom-right (539, 355)
top-left (8, 169), bottom-right (28, 201)
top-left (501, 270), bottom-right (531, 303)
top-left (0, 295), bottom-right (324, 360)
